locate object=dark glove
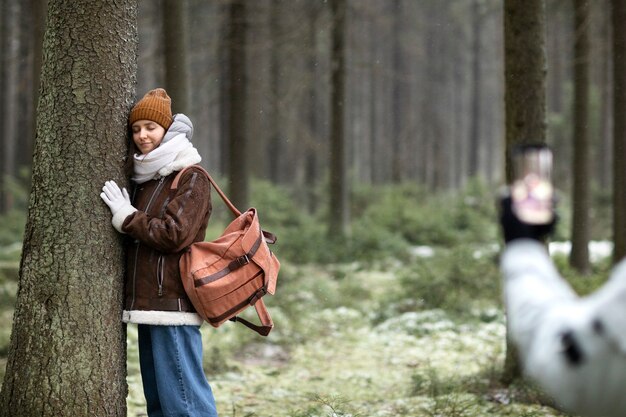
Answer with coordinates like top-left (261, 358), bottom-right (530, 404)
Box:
top-left (499, 195), bottom-right (557, 243)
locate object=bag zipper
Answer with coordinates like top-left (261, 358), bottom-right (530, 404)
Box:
top-left (157, 255), bottom-right (164, 297)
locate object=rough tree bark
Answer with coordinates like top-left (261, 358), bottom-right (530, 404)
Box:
top-left (0, 1), bottom-right (137, 415)
top-left (503, 0), bottom-right (547, 383)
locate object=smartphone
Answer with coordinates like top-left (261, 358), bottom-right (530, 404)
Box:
top-left (510, 144), bottom-right (554, 225)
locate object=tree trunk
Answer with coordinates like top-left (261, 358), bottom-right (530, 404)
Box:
top-left (598, 0), bottom-right (613, 190)
top-left (328, 0), bottom-right (349, 239)
top-left (305, 6), bottom-right (322, 214)
top-left (268, 0), bottom-right (282, 184)
top-left (1, 0), bottom-right (20, 212)
top-left (0, 1), bottom-right (137, 415)
top-left (502, 0), bottom-right (547, 383)
top-left (613, 0), bottom-right (626, 262)
top-left (504, 0), bottom-right (547, 183)
top-left (24, 0), bottom-right (47, 175)
top-left (391, 0), bottom-right (406, 183)
top-left (163, 0), bottom-right (190, 114)
top-left (0, 0), bottom-right (7, 213)
top-left (227, 0), bottom-right (249, 210)
top-left (569, 0), bottom-right (591, 274)
top-left (468, 0), bottom-right (483, 178)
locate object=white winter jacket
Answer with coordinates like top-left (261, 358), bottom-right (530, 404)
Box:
top-left (501, 239), bottom-right (626, 417)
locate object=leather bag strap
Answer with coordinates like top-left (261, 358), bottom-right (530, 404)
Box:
top-left (173, 166), bottom-right (278, 245)
top-left (229, 298), bottom-right (273, 336)
top-left (171, 165), bottom-right (241, 217)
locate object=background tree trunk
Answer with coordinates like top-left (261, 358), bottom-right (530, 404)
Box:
top-left (613, 0), bottom-right (626, 262)
top-left (268, 0), bottom-right (282, 184)
top-left (502, 0), bottom-right (547, 383)
top-left (26, 0), bottom-right (47, 175)
top-left (469, 0), bottom-right (483, 178)
top-left (569, 0), bottom-right (591, 273)
top-left (0, 0), bottom-right (19, 212)
top-left (504, 0), bottom-right (547, 183)
top-left (328, 0), bottom-right (349, 239)
top-left (227, 0), bottom-right (249, 210)
top-left (0, 0), bottom-right (137, 415)
top-left (391, 0), bottom-right (407, 183)
top-left (0, 0), bottom-right (4, 213)
top-left (163, 0), bottom-right (190, 115)
top-left (598, 0), bottom-right (613, 190)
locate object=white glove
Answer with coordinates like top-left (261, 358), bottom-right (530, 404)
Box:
top-left (100, 180), bottom-right (137, 233)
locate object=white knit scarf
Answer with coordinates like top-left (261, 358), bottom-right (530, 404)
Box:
top-left (132, 114), bottom-right (202, 184)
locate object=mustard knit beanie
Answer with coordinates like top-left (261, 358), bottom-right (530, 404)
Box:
top-left (129, 88), bottom-right (173, 130)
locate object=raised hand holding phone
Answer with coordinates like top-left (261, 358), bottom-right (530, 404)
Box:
top-left (510, 144), bottom-right (554, 225)
top-left (499, 144), bottom-right (557, 243)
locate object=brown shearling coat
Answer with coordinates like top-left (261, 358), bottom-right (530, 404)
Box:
top-left (122, 165), bottom-right (211, 317)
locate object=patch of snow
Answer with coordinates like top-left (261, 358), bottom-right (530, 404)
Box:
top-left (549, 240), bottom-right (613, 262)
top-left (409, 246), bottom-right (435, 258)
top-left (473, 243), bottom-right (500, 259)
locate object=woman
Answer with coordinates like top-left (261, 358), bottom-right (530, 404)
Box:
top-left (101, 88), bottom-right (218, 416)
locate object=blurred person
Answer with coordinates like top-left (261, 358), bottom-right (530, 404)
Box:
top-left (499, 194), bottom-right (626, 417)
top-left (101, 88), bottom-right (218, 417)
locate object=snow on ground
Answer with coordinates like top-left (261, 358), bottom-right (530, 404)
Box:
top-left (549, 240), bottom-right (613, 263)
top-left (411, 240), bottom-right (614, 263)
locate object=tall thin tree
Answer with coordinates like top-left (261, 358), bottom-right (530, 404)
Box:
top-left (227, 0), bottom-right (249, 210)
top-left (26, 0), bottom-right (48, 172)
top-left (268, 0), bottom-right (283, 184)
top-left (0, 1), bottom-right (137, 415)
top-left (391, 0), bottom-right (407, 183)
top-left (570, 0), bottom-right (591, 273)
top-left (328, 0), bottom-right (349, 238)
top-left (468, 0), bottom-right (484, 178)
top-left (613, 0), bottom-right (626, 262)
top-left (503, 0), bottom-right (548, 383)
top-left (0, 0), bottom-right (20, 212)
top-left (163, 0), bottom-right (190, 114)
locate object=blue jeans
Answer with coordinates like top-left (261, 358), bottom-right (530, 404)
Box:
top-left (138, 324), bottom-right (218, 417)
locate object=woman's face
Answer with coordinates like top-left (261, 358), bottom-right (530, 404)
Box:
top-left (131, 120), bottom-right (166, 154)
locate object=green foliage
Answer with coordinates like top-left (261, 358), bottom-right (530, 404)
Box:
top-left (0, 210), bottom-right (26, 248)
top-left (353, 179), bottom-right (498, 248)
top-left (379, 245), bottom-right (502, 321)
top-left (589, 186), bottom-right (612, 241)
top-left (243, 178), bottom-right (501, 264)
top-left (0, 169), bottom-right (30, 249)
top-left (2, 169), bottom-right (31, 211)
top-left (289, 394), bottom-right (364, 417)
top-left (547, 187), bottom-right (613, 243)
top-left (0, 175), bottom-right (607, 417)
top-left (552, 252), bottom-right (611, 296)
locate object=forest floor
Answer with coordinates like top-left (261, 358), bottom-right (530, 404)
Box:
top-left (1, 242), bottom-right (591, 417)
top-left (0, 180), bottom-right (607, 416)
top-left (123, 259), bottom-right (571, 417)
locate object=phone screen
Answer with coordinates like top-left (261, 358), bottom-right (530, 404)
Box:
top-left (510, 145), bottom-right (554, 225)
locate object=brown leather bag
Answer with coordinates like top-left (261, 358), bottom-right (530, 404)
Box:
top-left (172, 166), bottom-right (280, 336)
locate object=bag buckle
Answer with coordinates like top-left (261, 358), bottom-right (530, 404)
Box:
top-left (249, 287), bottom-right (267, 305)
top-left (236, 254), bottom-right (250, 267)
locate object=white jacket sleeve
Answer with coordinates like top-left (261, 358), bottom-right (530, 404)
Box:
top-left (501, 239), bottom-right (626, 417)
